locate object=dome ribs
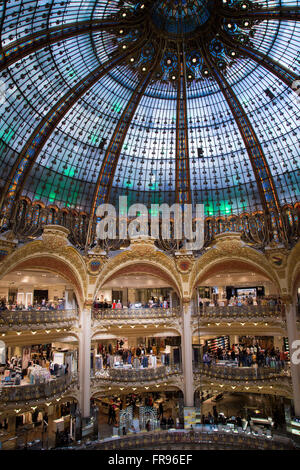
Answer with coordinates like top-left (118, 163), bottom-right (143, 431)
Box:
top-left (0, 36), bottom-right (147, 222)
top-left (222, 5), bottom-right (300, 23)
top-left (175, 42), bottom-right (192, 205)
top-left (0, 18), bottom-right (137, 74)
top-left (219, 30), bottom-right (298, 90)
top-left (200, 41), bottom-right (288, 244)
top-left (85, 39), bottom-right (167, 248)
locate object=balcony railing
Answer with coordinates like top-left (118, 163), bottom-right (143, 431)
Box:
top-left (92, 306), bottom-right (181, 321)
top-left (193, 305), bottom-right (285, 320)
top-left (194, 363), bottom-right (290, 381)
top-left (0, 309), bottom-right (78, 331)
top-left (4, 197), bottom-right (300, 250)
top-left (92, 365), bottom-right (181, 383)
top-left (89, 429), bottom-right (296, 451)
top-left (0, 373), bottom-right (76, 404)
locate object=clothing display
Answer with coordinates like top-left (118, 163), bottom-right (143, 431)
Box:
top-left (141, 356), bottom-right (148, 368)
top-left (95, 355), bottom-right (103, 370)
top-left (28, 365), bottom-right (51, 384)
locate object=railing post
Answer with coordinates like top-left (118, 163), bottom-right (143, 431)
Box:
top-left (79, 302), bottom-right (92, 419)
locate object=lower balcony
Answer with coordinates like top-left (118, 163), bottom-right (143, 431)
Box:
top-left (0, 309), bottom-right (78, 333)
top-left (0, 373), bottom-right (78, 409)
top-left (91, 366), bottom-right (183, 395)
top-left (194, 363), bottom-right (290, 381)
top-left (192, 305), bottom-right (285, 323)
top-left (88, 429), bottom-right (296, 451)
top-left (194, 364), bottom-right (292, 398)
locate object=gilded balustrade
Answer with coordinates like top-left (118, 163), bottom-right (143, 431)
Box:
top-left (92, 306), bottom-right (181, 321)
top-left (0, 309), bottom-right (77, 332)
top-left (92, 365), bottom-right (182, 384)
top-left (193, 305), bottom-right (285, 322)
top-left (0, 373), bottom-right (76, 404)
top-left (90, 430), bottom-right (296, 450)
top-left (194, 363), bottom-right (290, 381)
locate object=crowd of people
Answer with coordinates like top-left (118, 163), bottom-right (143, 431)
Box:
top-left (93, 296), bottom-right (170, 310)
top-left (199, 295), bottom-right (283, 309)
top-left (202, 343), bottom-right (288, 369)
top-left (0, 298), bottom-right (65, 311)
top-left (95, 341), bottom-right (170, 370)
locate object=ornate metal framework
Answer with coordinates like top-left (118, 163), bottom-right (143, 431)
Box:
top-left (175, 43), bottom-right (192, 205)
top-left (0, 0), bottom-right (299, 248)
top-left (200, 41), bottom-right (287, 243)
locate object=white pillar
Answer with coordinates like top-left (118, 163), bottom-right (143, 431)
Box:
top-left (65, 289), bottom-right (75, 310)
top-left (182, 300), bottom-right (194, 407)
top-left (79, 303), bottom-right (92, 418)
top-left (286, 301), bottom-right (300, 417)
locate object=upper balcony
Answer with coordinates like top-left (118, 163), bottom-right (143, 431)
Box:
top-left (92, 306), bottom-right (182, 331)
top-left (192, 304), bottom-right (285, 331)
top-left (0, 309), bottom-right (78, 333)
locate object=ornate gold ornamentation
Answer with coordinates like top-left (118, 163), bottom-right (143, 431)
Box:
top-left (189, 232), bottom-right (280, 298)
top-left (42, 224), bottom-right (70, 250)
top-left (93, 237), bottom-right (183, 298)
top-left (174, 250), bottom-right (195, 274)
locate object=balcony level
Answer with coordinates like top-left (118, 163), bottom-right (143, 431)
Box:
top-left (0, 374), bottom-right (78, 412)
top-left (192, 305), bottom-right (286, 335)
top-left (0, 309), bottom-right (78, 333)
top-left (194, 364), bottom-right (292, 398)
top-left (91, 429), bottom-right (296, 451)
top-left (90, 363), bottom-right (291, 398)
top-left (91, 366), bottom-right (182, 397)
top-left (193, 304), bottom-right (285, 322)
top-left (92, 307), bottom-right (182, 336)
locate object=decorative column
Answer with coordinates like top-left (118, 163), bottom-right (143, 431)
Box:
top-left (285, 298), bottom-right (300, 417)
top-left (65, 289), bottom-right (76, 310)
top-left (78, 302), bottom-right (92, 418)
top-left (182, 299), bottom-right (194, 407)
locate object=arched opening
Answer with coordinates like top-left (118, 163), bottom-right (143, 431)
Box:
top-left (91, 387), bottom-right (184, 436)
top-left (0, 260), bottom-right (81, 430)
top-left (95, 261), bottom-right (181, 305)
top-left (91, 262), bottom-right (183, 406)
top-left (190, 259), bottom-right (286, 395)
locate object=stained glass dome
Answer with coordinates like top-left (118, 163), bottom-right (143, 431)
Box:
top-left (0, 0), bottom-right (299, 221)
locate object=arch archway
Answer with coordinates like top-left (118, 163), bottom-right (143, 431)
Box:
top-left (94, 247), bottom-right (183, 301)
top-left (191, 258), bottom-right (280, 297)
top-left (0, 243), bottom-right (87, 306)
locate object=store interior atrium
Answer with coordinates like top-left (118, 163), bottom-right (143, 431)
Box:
top-left (0, 0), bottom-right (299, 451)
